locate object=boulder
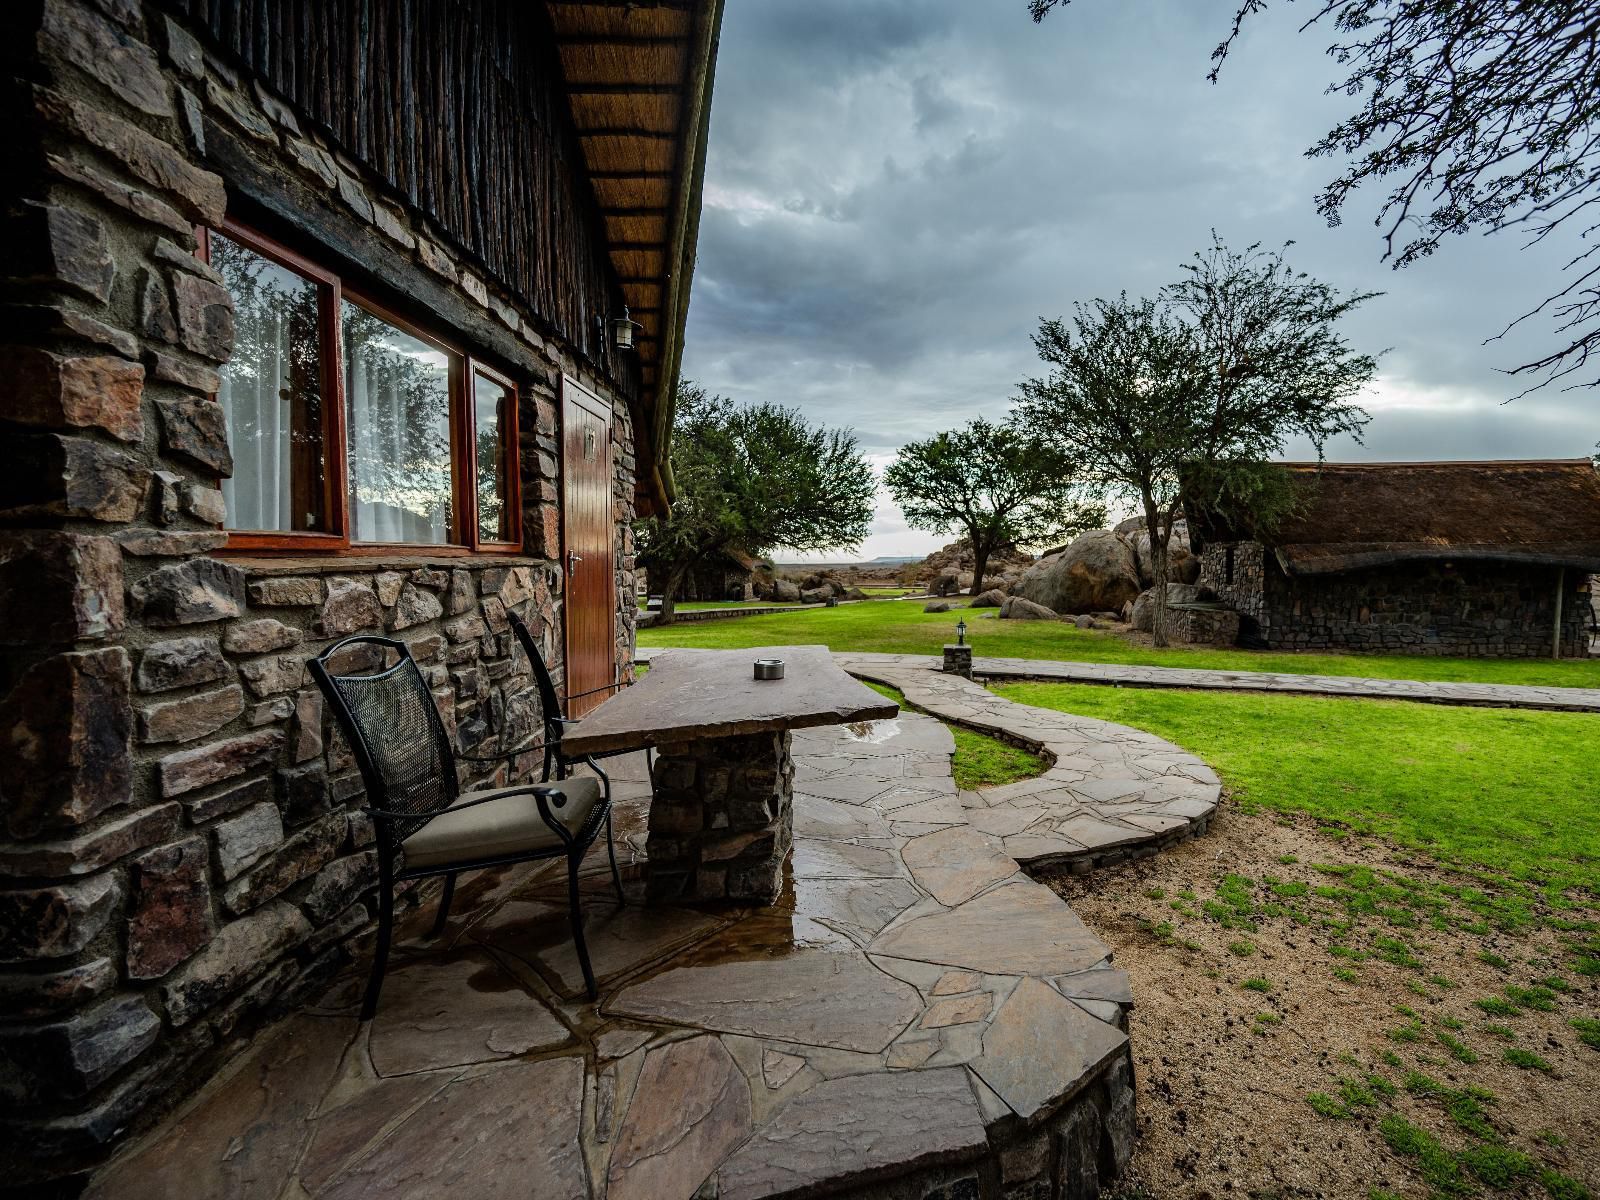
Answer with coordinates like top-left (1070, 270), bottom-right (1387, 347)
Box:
top-left (917, 537), bottom-right (1035, 583)
top-left (773, 579), bottom-right (800, 602)
top-left (1128, 520), bottom-right (1197, 588)
top-left (1130, 583), bottom-right (1213, 633)
top-left (1000, 595), bottom-right (1058, 621)
top-left (923, 601), bottom-right (953, 614)
top-left (967, 588), bottom-right (1006, 609)
top-left (1011, 530), bottom-right (1141, 615)
top-left (840, 587), bottom-right (868, 601)
top-left (1072, 615), bottom-right (1094, 629)
top-left (799, 587), bottom-right (831, 604)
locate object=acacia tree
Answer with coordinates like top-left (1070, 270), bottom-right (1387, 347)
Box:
top-left (636, 383), bottom-right (875, 624)
top-left (1031, 0), bottom-right (1600, 396)
top-left (1016, 239), bottom-right (1375, 645)
top-left (883, 418), bottom-right (1104, 596)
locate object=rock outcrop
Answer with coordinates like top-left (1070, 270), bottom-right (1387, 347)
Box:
top-left (1012, 530), bottom-right (1141, 615)
top-left (999, 595), bottom-right (1059, 621)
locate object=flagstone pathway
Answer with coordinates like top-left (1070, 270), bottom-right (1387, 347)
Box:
top-left (641, 646), bottom-right (1600, 713)
top-left (86, 662), bottom-right (1225, 1200)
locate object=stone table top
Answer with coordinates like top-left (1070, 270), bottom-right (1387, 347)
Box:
top-left (562, 645), bottom-right (898, 755)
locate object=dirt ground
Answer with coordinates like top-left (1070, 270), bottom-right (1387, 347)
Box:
top-left (1046, 804), bottom-right (1600, 1200)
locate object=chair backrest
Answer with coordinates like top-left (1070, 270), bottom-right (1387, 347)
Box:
top-left (308, 635), bottom-right (458, 844)
top-left (506, 609), bottom-right (564, 730)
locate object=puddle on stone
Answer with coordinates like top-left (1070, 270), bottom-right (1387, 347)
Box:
top-left (842, 718), bottom-right (902, 744)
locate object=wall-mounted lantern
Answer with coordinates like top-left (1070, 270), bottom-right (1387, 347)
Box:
top-left (608, 307), bottom-right (640, 352)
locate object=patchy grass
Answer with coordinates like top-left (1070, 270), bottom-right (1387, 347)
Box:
top-left (1504, 1047), bottom-right (1555, 1073)
top-left (639, 595), bottom-right (1600, 688)
top-left (860, 681), bottom-right (1047, 791)
top-left (993, 682), bottom-right (1599, 898)
top-left (1052, 803), bottom-right (1600, 1198)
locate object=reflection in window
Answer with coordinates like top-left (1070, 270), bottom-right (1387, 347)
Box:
top-left (475, 373), bottom-right (514, 542)
top-left (212, 233), bottom-right (328, 532)
top-left (342, 302), bottom-right (454, 544)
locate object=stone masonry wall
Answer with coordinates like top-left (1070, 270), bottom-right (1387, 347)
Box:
top-left (1197, 540), bottom-right (1265, 627)
top-left (0, 0), bottom-right (637, 1183)
top-left (1199, 543), bottom-right (1590, 657)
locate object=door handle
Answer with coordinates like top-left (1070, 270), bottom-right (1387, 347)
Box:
top-left (566, 550), bottom-right (584, 577)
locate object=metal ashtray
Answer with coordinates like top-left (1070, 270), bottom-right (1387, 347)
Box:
top-left (753, 657), bottom-right (786, 681)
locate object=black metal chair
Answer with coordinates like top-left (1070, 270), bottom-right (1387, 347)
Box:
top-left (505, 608), bottom-right (652, 783)
top-left (309, 635), bottom-right (624, 1018)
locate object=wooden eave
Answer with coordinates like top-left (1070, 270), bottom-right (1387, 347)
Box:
top-left (547, 0), bottom-right (725, 515)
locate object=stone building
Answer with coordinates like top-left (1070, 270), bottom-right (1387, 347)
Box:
top-left (1189, 460), bottom-right (1600, 657)
top-left (0, 0), bottom-right (722, 1185)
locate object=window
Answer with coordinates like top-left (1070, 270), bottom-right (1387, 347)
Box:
top-left (205, 221), bottom-right (521, 553)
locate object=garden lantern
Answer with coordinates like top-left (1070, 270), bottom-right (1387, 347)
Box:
top-left (955, 619), bottom-right (967, 646)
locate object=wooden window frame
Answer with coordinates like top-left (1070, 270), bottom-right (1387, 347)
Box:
top-left (202, 219), bottom-right (523, 558)
top-left (468, 358), bottom-right (524, 552)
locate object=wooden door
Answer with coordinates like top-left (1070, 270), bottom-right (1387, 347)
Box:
top-left (562, 378), bottom-right (616, 718)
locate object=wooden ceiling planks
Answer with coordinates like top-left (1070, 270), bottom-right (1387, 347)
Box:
top-left (547, 0), bottom-right (723, 512)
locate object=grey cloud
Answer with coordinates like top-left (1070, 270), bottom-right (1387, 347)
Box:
top-left (683, 0), bottom-right (1600, 554)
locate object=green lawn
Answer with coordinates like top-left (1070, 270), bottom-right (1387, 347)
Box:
top-left (639, 600), bottom-right (1600, 689)
top-left (995, 682), bottom-right (1599, 897)
top-left (861, 680), bottom-right (1047, 790)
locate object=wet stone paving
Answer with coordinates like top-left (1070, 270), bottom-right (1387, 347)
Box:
top-left (87, 659), bottom-right (1223, 1200)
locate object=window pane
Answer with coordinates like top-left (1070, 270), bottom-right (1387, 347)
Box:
top-left (474, 373), bottom-right (514, 542)
top-left (342, 301), bottom-right (455, 544)
top-left (212, 233), bottom-right (329, 532)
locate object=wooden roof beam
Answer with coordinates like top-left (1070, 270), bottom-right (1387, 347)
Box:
top-left (565, 82), bottom-right (685, 95)
top-left (577, 127), bottom-right (680, 139)
top-left (556, 34), bottom-right (687, 46)
top-left (589, 169), bottom-right (676, 181)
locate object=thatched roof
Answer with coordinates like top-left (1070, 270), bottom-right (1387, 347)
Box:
top-left (546, 0), bottom-right (725, 514)
top-left (1189, 459), bottom-right (1600, 575)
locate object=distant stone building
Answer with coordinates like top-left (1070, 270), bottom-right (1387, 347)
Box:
top-left (1188, 460), bottom-right (1600, 657)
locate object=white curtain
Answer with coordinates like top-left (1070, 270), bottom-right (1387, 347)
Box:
top-left (344, 317), bottom-right (450, 544)
top-left (219, 306), bottom-right (291, 531)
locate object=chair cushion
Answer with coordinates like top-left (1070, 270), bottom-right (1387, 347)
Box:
top-left (401, 777), bottom-right (602, 871)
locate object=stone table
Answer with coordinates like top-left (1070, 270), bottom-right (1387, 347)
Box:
top-left (562, 645), bottom-right (897, 904)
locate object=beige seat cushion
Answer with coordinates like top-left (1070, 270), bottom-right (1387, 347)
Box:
top-left (401, 777), bottom-right (602, 871)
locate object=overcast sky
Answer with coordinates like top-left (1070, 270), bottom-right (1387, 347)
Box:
top-left (678, 0), bottom-right (1599, 560)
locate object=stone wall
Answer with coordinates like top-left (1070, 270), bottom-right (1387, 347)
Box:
top-left (0, 0), bottom-right (637, 1182)
top-left (1198, 543), bottom-right (1590, 657)
top-left (1197, 540), bottom-right (1266, 627)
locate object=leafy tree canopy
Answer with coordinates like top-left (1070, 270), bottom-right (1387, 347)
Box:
top-left (1031, 0), bottom-right (1600, 395)
top-left (883, 417), bottom-right (1104, 595)
top-left (1015, 237), bottom-right (1375, 642)
top-left (637, 383), bottom-right (876, 620)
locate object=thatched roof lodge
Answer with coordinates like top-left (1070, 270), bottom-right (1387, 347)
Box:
top-left (1189, 460), bottom-right (1600, 657)
top-left (0, 0), bottom-right (722, 1184)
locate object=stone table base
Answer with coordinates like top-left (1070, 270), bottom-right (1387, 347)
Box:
top-left (643, 730), bottom-right (794, 904)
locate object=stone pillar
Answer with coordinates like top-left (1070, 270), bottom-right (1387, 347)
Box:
top-left (644, 731), bottom-right (794, 905)
top-left (942, 643), bottom-right (973, 678)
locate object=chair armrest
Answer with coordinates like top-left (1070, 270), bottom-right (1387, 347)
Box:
top-left (364, 784), bottom-right (573, 823)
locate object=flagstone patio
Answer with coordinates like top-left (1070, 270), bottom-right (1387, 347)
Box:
top-left (84, 663), bottom-right (1222, 1200)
